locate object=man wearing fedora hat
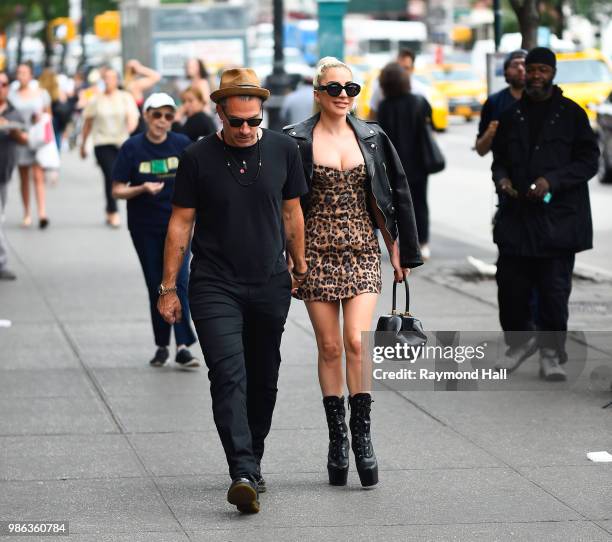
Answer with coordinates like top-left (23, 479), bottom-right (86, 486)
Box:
top-left (158, 68), bottom-right (308, 513)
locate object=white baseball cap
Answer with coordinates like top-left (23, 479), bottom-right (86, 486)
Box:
top-left (143, 92), bottom-right (177, 111)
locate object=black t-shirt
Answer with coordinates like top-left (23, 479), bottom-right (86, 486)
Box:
top-left (172, 129), bottom-right (308, 284)
top-left (112, 131), bottom-right (192, 231)
top-left (173, 112), bottom-right (216, 142)
top-left (478, 87), bottom-right (519, 138)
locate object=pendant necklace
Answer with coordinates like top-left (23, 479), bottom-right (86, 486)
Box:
top-left (221, 130), bottom-right (262, 187)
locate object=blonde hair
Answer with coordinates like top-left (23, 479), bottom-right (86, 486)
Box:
top-left (313, 56), bottom-right (352, 88)
top-left (38, 68), bottom-right (60, 102)
top-left (181, 86), bottom-right (205, 103)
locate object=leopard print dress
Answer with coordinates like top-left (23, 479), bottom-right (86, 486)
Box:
top-left (295, 163), bottom-right (382, 302)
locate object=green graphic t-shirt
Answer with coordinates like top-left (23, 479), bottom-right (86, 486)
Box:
top-left (112, 132), bottom-right (192, 231)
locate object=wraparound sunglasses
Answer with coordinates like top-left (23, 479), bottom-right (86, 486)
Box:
top-left (316, 81), bottom-right (361, 97)
top-left (221, 106), bottom-right (264, 128)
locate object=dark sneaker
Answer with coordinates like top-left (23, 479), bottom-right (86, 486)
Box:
top-left (253, 471), bottom-right (266, 493)
top-left (0, 269), bottom-right (17, 280)
top-left (175, 349), bottom-right (200, 369)
top-left (227, 477), bottom-right (259, 514)
top-left (150, 347), bottom-right (169, 367)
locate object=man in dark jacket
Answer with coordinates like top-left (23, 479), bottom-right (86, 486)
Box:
top-left (475, 49), bottom-right (526, 156)
top-left (491, 47), bottom-right (599, 381)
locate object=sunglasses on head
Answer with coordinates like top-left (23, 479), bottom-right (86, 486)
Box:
top-left (316, 82), bottom-right (361, 97)
top-left (222, 107), bottom-right (263, 128)
top-left (150, 111), bottom-right (175, 121)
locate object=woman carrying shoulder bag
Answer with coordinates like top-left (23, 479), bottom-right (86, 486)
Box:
top-left (284, 57), bottom-right (423, 488)
top-left (377, 62), bottom-right (436, 260)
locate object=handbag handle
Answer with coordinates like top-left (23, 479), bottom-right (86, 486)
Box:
top-left (391, 278), bottom-right (410, 315)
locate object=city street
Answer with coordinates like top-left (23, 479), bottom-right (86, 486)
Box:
top-left (0, 128), bottom-right (611, 541)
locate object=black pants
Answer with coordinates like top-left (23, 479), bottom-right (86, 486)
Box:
top-left (409, 175), bottom-right (429, 244)
top-left (190, 271), bottom-right (292, 479)
top-left (130, 229), bottom-right (196, 347)
top-left (496, 254), bottom-right (575, 355)
top-left (94, 145), bottom-right (119, 214)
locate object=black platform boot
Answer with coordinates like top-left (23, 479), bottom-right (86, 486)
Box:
top-left (322, 396), bottom-right (350, 486)
top-left (349, 393), bottom-right (378, 487)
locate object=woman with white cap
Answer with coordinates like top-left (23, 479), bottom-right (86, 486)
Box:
top-left (111, 92), bottom-right (199, 369)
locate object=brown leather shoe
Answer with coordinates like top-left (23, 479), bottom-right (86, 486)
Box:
top-left (227, 477), bottom-right (259, 514)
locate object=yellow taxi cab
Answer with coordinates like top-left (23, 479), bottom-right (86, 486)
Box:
top-left (555, 49), bottom-right (612, 122)
top-left (417, 63), bottom-right (487, 122)
top-left (355, 67), bottom-right (449, 131)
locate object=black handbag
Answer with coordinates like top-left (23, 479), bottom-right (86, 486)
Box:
top-left (375, 278), bottom-right (427, 348)
top-left (416, 95), bottom-right (445, 175)
top-left (422, 121), bottom-right (445, 174)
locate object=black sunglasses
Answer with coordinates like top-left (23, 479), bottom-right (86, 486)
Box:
top-left (150, 111), bottom-right (175, 121)
top-left (222, 106), bottom-right (263, 128)
top-left (316, 82), bottom-right (361, 97)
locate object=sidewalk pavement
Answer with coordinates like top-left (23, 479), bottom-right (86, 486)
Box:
top-left (1, 151), bottom-right (611, 541)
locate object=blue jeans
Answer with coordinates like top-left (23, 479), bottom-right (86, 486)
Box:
top-left (130, 229), bottom-right (196, 348)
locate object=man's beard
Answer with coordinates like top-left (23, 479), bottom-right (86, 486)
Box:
top-left (506, 76), bottom-right (525, 91)
top-left (525, 79), bottom-right (553, 100)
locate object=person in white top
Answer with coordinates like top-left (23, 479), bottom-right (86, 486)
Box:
top-left (80, 68), bottom-right (139, 228)
top-left (9, 62), bottom-right (51, 228)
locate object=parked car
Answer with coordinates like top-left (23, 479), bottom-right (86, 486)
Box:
top-left (556, 49), bottom-right (612, 122)
top-left (355, 67), bottom-right (449, 131)
top-left (597, 91), bottom-right (612, 183)
top-left (416, 63), bottom-right (486, 122)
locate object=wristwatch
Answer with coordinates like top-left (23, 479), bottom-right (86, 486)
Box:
top-left (158, 284), bottom-right (177, 296)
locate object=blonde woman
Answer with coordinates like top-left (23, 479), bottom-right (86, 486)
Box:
top-left (172, 87), bottom-right (215, 142)
top-left (284, 57), bottom-right (422, 488)
top-left (124, 59), bottom-right (161, 110)
top-left (38, 68), bottom-right (70, 150)
top-left (9, 62), bottom-right (51, 228)
top-left (124, 59), bottom-right (161, 134)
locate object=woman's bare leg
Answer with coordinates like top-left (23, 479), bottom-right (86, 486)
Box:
top-left (32, 164), bottom-right (47, 220)
top-left (18, 166), bottom-right (31, 224)
top-left (305, 300), bottom-right (344, 397)
top-left (341, 293), bottom-right (379, 395)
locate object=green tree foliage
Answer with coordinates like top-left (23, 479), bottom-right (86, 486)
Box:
top-left (497, 0), bottom-right (600, 40)
top-left (1, 0), bottom-right (116, 66)
top-left (0, 0), bottom-right (69, 66)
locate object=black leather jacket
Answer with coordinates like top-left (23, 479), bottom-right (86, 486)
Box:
top-left (283, 113), bottom-right (423, 269)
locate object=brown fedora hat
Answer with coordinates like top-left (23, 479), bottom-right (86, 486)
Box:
top-left (210, 68), bottom-right (270, 103)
